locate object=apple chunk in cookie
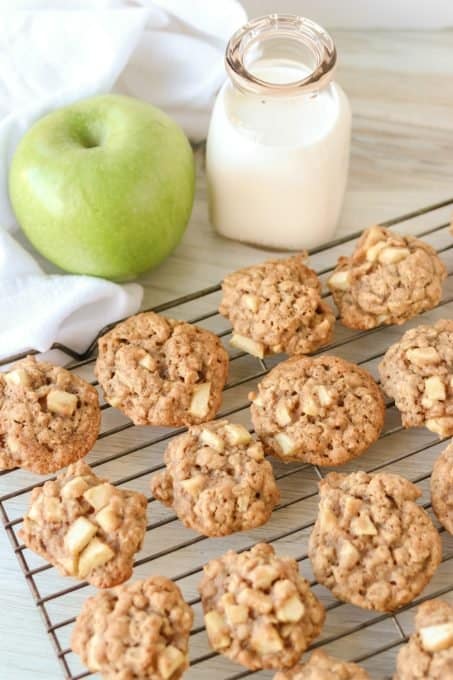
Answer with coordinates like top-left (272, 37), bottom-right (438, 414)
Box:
top-left (20, 460), bottom-right (147, 588)
top-left (95, 311), bottom-right (229, 426)
top-left (379, 319), bottom-right (453, 437)
top-left (250, 354), bottom-right (384, 465)
top-left (0, 356), bottom-right (100, 474)
top-left (219, 253), bottom-right (335, 357)
top-left (72, 576), bottom-right (193, 680)
top-left (199, 543), bottom-right (325, 671)
top-left (151, 420), bottom-right (280, 537)
top-left (328, 225), bottom-right (446, 329)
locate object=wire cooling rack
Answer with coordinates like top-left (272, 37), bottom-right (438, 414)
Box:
top-left (1, 198), bottom-right (453, 680)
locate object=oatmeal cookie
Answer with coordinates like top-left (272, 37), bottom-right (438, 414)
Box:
top-left (219, 254), bottom-right (335, 358)
top-left (394, 598), bottom-right (453, 679)
top-left (249, 355), bottom-right (384, 465)
top-left (274, 649), bottom-right (371, 679)
top-left (198, 542), bottom-right (325, 670)
top-left (328, 225), bottom-right (446, 329)
top-left (308, 471), bottom-right (442, 612)
top-left (95, 311), bottom-right (229, 426)
top-left (0, 356), bottom-right (100, 474)
top-left (431, 441), bottom-right (453, 533)
top-left (20, 460), bottom-right (147, 588)
top-left (72, 576), bottom-right (193, 680)
top-left (151, 420), bottom-right (280, 537)
top-left (379, 320), bottom-right (453, 437)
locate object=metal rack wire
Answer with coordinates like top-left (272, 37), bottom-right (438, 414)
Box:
top-left (1, 197), bottom-right (453, 680)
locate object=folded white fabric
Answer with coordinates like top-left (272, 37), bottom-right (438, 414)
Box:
top-left (0, 231), bottom-right (143, 359)
top-left (0, 0), bottom-right (246, 361)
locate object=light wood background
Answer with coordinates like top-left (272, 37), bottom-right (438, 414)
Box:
top-left (1, 30), bottom-right (453, 680)
top-left (243, 0), bottom-right (453, 29)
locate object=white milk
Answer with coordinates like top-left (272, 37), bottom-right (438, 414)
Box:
top-left (207, 58), bottom-right (351, 250)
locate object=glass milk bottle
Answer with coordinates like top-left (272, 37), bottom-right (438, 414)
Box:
top-left (206, 14), bottom-right (351, 250)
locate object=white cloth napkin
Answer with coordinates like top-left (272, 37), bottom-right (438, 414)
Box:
top-left (0, 0), bottom-right (246, 360)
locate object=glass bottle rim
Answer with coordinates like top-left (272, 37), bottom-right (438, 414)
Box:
top-left (225, 14), bottom-right (337, 96)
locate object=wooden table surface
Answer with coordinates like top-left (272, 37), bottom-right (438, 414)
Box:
top-left (1, 30), bottom-right (453, 680)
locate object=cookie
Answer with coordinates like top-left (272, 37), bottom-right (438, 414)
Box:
top-left (379, 320), bottom-right (453, 437)
top-left (274, 650), bottom-right (371, 680)
top-left (198, 542), bottom-right (325, 670)
top-left (431, 441), bottom-right (453, 534)
top-left (394, 598), bottom-right (453, 679)
top-left (20, 460), bottom-right (147, 588)
top-left (151, 420), bottom-right (280, 537)
top-left (0, 355), bottom-right (100, 474)
top-left (72, 576), bottom-right (193, 680)
top-left (308, 471), bottom-right (442, 612)
top-left (219, 254), bottom-right (335, 358)
top-left (249, 355), bottom-right (384, 465)
top-left (328, 225), bottom-right (446, 329)
top-left (95, 311), bottom-right (229, 426)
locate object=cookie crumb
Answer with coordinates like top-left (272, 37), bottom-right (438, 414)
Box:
top-left (151, 420), bottom-right (280, 536)
top-left (251, 355), bottom-right (384, 465)
top-left (0, 356), bottom-right (100, 474)
top-left (95, 311), bottom-right (229, 426)
top-left (220, 254), bottom-right (335, 356)
top-left (199, 543), bottom-right (325, 670)
top-left (309, 471), bottom-right (442, 611)
top-left (20, 460), bottom-right (147, 588)
top-left (274, 649), bottom-right (371, 679)
top-left (394, 599), bottom-right (453, 679)
top-left (328, 226), bottom-right (446, 329)
top-left (72, 576), bottom-right (193, 679)
top-left (431, 441), bottom-right (453, 534)
top-left (379, 319), bottom-right (453, 436)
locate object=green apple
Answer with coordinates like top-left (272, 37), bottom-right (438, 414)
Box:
top-left (9, 94), bottom-right (195, 281)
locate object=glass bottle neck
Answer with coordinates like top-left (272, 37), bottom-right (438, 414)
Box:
top-left (225, 14), bottom-right (337, 97)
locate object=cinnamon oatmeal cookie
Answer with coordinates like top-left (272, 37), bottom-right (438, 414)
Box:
top-left (394, 599), bottom-right (453, 679)
top-left (0, 356), bottom-right (100, 474)
top-left (249, 355), bottom-right (384, 465)
top-left (20, 460), bottom-right (147, 588)
top-left (328, 225), bottom-right (446, 329)
top-left (151, 420), bottom-right (280, 537)
top-left (95, 311), bottom-right (229, 426)
top-left (72, 576), bottom-right (193, 680)
top-left (219, 254), bottom-right (335, 358)
top-left (198, 542), bottom-right (325, 671)
top-left (431, 441), bottom-right (453, 534)
top-left (308, 471), bottom-right (442, 612)
top-left (274, 650), bottom-right (371, 680)
top-left (379, 320), bottom-right (453, 437)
